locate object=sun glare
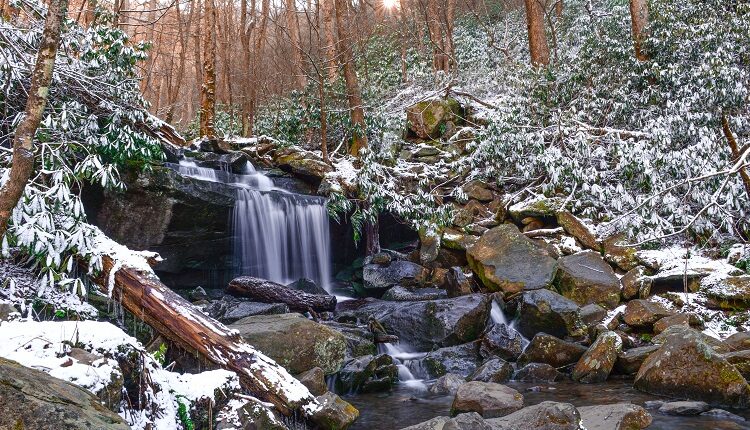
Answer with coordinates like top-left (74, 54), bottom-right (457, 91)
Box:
top-left (383, 0), bottom-right (398, 10)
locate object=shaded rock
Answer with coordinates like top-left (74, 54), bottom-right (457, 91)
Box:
top-left (462, 181), bottom-right (495, 202)
top-left (230, 313), bottom-right (347, 374)
top-left (555, 211), bottom-right (599, 251)
top-left (621, 267), bottom-right (651, 300)
top-left (419, 342), bottom-right (483, 379)
top-left (652, 313), bottom-right (703, 334)
top-left (311, 392), bottom-right (359, 430)
top-left (634, 327), bottom-right (750, 407)
top-left (297, 367), bottom-right (327, 396)
top-left (429, 373), bottom-right (467, 395)
top-left (703, 275), bottom-right (750, 310)
top-left (613, 345), bottom-right (660, 375)
top-left (406, 98), bottom-right (464, 139)
top-left (725, 332), bottom-right (750, 352)
top-left (516, 289), bottom-right (586, 339)
top-left (479, 323), bottom-right (524, 361)
top-left (579, 304), bottom-right (607, 327)
top-left (467, 224), bottom-right (558, 293)
top-left (601, 234), bottom-right (639, 271)
top-left (420, 228), bottom-right (441, 264)
top-left (326, 322), bottom-right (377, 359)
top-left (382, 286), bottom-right (448, 301)
top-left (578, 403), bottom-right (652, 430)
top-left (572, 331), bottom-right (622, 383)
top-left (288, 278), bottom-right (329, 296)
top-left (469, 358), bottom-right (513, 383)
top-left (362, 261), bottom-right (430, 296)
top-left (273, 146), bottom-right (333, 181)
top-left (723, 350), bottom-right (750, 379)
top-left (701, 409), bottom-right (747, 422)
top-left (555, 251), bottom-right (621, 309)
top-left (371, 252), bottom-right (392, 265)
top-left (0, 302), bottom-right (19, 321)
top-left (486, 401), bottom-right (581, 430)
top-left (658, 401), bottom-right (710, 415)
top-left (0, 357), bottom-right (129, 430)
top-left (189, 286), bottom-right (209, 301)
top-left (451, 382), bottom-right (524, 418)
top-left (512, 363), bottom-right (564, 382)
top-left (622, 300), bottom-right (673, 328)
top-left (217, 300), bottom-right (290, 324)
top-left (517, 333), bottom-right (587, 368)
top-left (445, 267), bottom-right (474, 298)
top-left (337, 354), bottom-right (398, 393)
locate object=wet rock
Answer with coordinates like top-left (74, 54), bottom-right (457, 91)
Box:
top-left (400, 413), bottom-right (491, 430)
top-left (311, 392), bottom-right (359, 430)
top-left (579, 303), bottom-right (607, 327)
top-left (382, 286), bottom-right (448, 301)
top-left (338, 295), bottom-right (490, 351)
top-left (273, 146), bottom-right (333, 181)
top-left (613, 345), bottom-right (660, 375)
top-left (466, 224), bottom-right (558, 293)
top-left (446, 267), bottom-right (474, 298)
top-left (658, 401), bottom-right (710, 415)
top-left (406, 98), bottom-right (464, 139)
top-left (723, 350), bottom-right (750, 379)
top-left (512, 363), bottom-right (564, 382)
top-left (601, 234), bottom-right (639, 271)
top-left (703, 275), bottom-right (750, 310)
top-left (451, 382), bottom-right (524, 418)
top-left (517, 333), bottom-right (587, 368)
top-left (652, 313), bottom-right (703, 334)
top-left (555, 211), bottom-right (599, 251)
top-left (485, 401), bottom-right (581, 430)
top-left (725, 332), bottom-right (750, 351)
top-left (420, 229), bottom-right (442, 264)
top-left (572, 331), bottom-right (622, 383)
top-left (622, 299), bottom-right (673, 328)
top-left (420, 342), bottom-right (483, 379)
top-left (362, 260), bottom-right (430, 296)
top-left (555, 251), bottom-right (621, 309)
top-left (336, 354), bottom-right (398, 393)
top-left (429, 373), bottom-right (467, 395)
top-left (230, 313), bottom-right (347, 374)
top-left (701, 408), bottom-right (747, 422)
top-left (516, 289), bottom-right (586, 339)
top-left (400, 416), bottom-right (451, 430)
top-left (323, 322), bottom-right (377, 358)
top-left (634, 327), bottom-right (750, 407)
top-left (189, 286), bottom-right (209, 301)
top-left (479, 323), bottom-right (524, 361)
top-left (287, 278), bottom-right (329, 296)
top-left (578, 403), bottom-right (652, 430)
top-left (205, 297), bottom-right (290, 324)
top-left (621, 267), bottom-right (651, 300)
top-left (297, 367), bottom-right (327, 396)
top-left (0, 357), bottom-right (129, 430)
top-left (469, 358), bottom-right (514, 383)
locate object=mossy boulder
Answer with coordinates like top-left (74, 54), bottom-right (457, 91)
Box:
top-left (311, 392), bottom-right (360, 430)
top-left (555, 250), bottom-right (621, 309)
top-left (572, 331), bottom-right (622, 383)
top-left (516, 289), bottom-right (586, 339)
top-left (419, 341), bottom-right (483, 379)
top-left (273, 147), bottom-right (333, 181)
top-left (702, 275), bottom-right (750, 310)
top-left (406, 98), bottom-right (464, 140)
top-left (451, 381), bottom-right (524, 418)
top-left (517, 333), bottom-right (588, 368)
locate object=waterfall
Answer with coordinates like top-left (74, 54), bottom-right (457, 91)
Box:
top-left (380, 343), bottom-right (428, 391)
top-left (491, 301), bottom-right (530, 349)
top-left (167, 159), bottom-right (333, 291)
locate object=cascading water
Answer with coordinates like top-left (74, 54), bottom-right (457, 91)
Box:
top-left (167, 159), bottom-right (333, 290)
top-left (379, 343), bottom-right (428, 391)
top-left (490, 301), bottom-right (530, 349)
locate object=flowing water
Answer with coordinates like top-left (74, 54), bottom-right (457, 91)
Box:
top-left (490, 301), bottom-right (530, 348)
top-left (379, 343), bottom-right (428, 391)
top-left (167, 159), bottom-right (333, 290)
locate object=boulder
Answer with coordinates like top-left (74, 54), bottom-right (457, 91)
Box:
top-left (634, 327), bottom-right (750, 407)
top-left (451, 382), bottom-right (524, 418)
top-left (601, 234), bottom-right (639, 271)
top-left (273, 146), bottom-right (333, 180)
top-left (512, 363), bottom-right (564, 382)
top-left (621, 267), bottom-right (651, 300)
top-left (723, 350), bottom-right (750, 379)
top-left (442, 229), bottom-right (479, 251)
top-left (323, 321), bottom-right (377, 358)
top-left (400, 413), bottom-right (491, 430)
top-left (578, 403), bottom-right (652, 430)
top-left (516, 289), bottom-right (586, 339)
top-left (400, 417), bottom-right (451, 430)
top-left (382, 286), bottom-right (448, 301)
top-left (700, 408), bottom-right (747, 422)
top-left (362, 260), bottom-right (430, 296)
top-left (311, 392), bottom-right (359, 430)
top-left (486, 401), bottom-right (581, 430)
top-left (622, 299), bottom-right (673, 328)
top-left (652, 313), bottom-right (703, 334)
top-left (429, 373), bottom-right (467, 395)
top-left (296, 367), bottom-right (327, 396)
top-left (419, 342), bottom-right (483, 379)
top-left (518, 333), bottom-right (586, 368)
top-left (445, 267), bottom-right (474, 298)
top-left (420, 228), bottom-right (442, 264)
top-left (338, 295), bottom-right (490, 351)
top-left (651, 325), bottom-right (729, 353)
top-left (579, 304), bottom-right (607, 327)
top-left (479, 323), bottom-right (525, 361)
top-left (215, 397), bottom-right (287, 430)
top-left (555, 251), bottom-right (621, 309)
top-left (467, 224), bottom-right (558, 293)
top-left (703, 275), bottom-right (750, 310)
top-left (571, 331), bottom-right (622, 383)
top-left (613, 345), bottom-right (660, 375)
top-left (230, 313), bottom-right (347, 374)
top-left (336, 354), bottom-right (399, 393)
top-left (208, 299), bottom-right (290, 324)
top-left (469, 359), bottom-right (514, 383)
top-left (406, 98), bottom-right (464, 139)
top-left (462, 181), bottom-right (495, 202)
top-left (555, 211), bottom-right (599, 251)
top-left (288, 278), bottom-right (329, 296)
top-left (0, 357), bottom-right (129, 430)
top-left (725, 332), bottom-right (750, 351)
top-left (517, 333), bottom-right (587, 368)
top-left (508, 196), bottom-right (563, 222)
top-left (657, 401), bottom-right (710, 415)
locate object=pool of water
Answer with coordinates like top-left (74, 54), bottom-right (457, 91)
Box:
top-left (344, 380), bottom-right (750, 430)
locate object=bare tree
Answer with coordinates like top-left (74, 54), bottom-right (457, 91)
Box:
top-left (629, 0), bottom-right (649, 61)
top-left (285, 0), bottom-right (308, 89)
top-left (199, 0), bottom-right (217, 137)
top-left (0, 0), bottom-right (67, 236)
top-left (320, 0), bottom-right (338, 82)
top-left (524, 0), bottom-right (549, 67)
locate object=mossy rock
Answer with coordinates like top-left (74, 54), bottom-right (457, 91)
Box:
top-left (406, 98), bottom-right (465, 140)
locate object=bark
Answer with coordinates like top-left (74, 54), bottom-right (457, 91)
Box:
top-left (722, 115), bottom-right (750, 201)
top-left (92, 257), bottom-right (318, 416)
top-left (285, 0), bottom-right (308, 89)
top-left (0, 0), bottom-right (66, 237)
top-left (166, 0), bottom-right (189, 124)
top-left (320, 0), bottom-right (338, 82)
top-left (248, 0), bottom-right (270, 135)
top-left (333, 0), bottom-right (368, 156)
top-left (365, 215), bottom-right (380, 256)
top-left (425, 0), bottom-right (446, 72)
top-left (227, 277), bottom-right (337, 312)
top-left (240, 0), bottom-right (255, 136)
top-left (444, 0), bottom-right (457, 71)
top-left (199, 0), bottom-right (217, 137)
top-left (524, 0), bottom-right (550, 67)
top-left (629, 0), bottom-right (649, 61)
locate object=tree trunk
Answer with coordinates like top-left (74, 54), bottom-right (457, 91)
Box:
top-left (333, 0), bottom-right (368, 156)
top-left (199, 0), bottom-right (217, 137)
top-left (722, 115), bottom-right (750, 201)
top-left (240, 0), bottom-right (255, 136)
top-left (629, 0), bottom-right (649, 61)
top-left (320, 0), bottom-right (338, 82)
top-left (425, 0), bottom-right (446, 72)
top-left (227, 277), bottom-right (337, 312)
top-left (444, 0), bottom-right (457, 72)
top-left (285, 0), bottom-right (308, 89)
top-left (524, 0), bottom-right (549, 67)
top-left (248, 0), bottom-right (270, 136)
top-left (0, 0), bottom-right (66, 237)
top-left (166, 0), bottom-right (188, 124)
top-left (365, 215), bottom-right (380, 256)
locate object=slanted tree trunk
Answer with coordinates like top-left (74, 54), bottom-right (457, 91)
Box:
top-left (333, 0), bottom-right (367, 156)
top-left (629, 0), bottom-right (649, 61)
top-left (0, 0), bottom-right (66, 237)
top-left (722, 115), bottom-right (750, 201)
top-left (227, 277), bottom-right (337, 312)
top-left (285, 0), bottom-right (308, 89)
top-left (199, 0), bottom-right (217, 137)
top-left (524, 0), bottom-right (549, 67)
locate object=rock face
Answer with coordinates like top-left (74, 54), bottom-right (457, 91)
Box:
top-left (362, 260), bottom-right (430, 296)
top-left (406, 98), bottom-right (464, 139)
top-left (336, 354), bottom-right (399, 393)
top-left (467, 225), bottom-right (558, 293)
top-left (451, 382), bottom-right (524, 418)
top-left (516, 289), bottom-right (586, 339)
top-left (517, 333), bottom-right (587, 368)
top-left (634, 327), bottom-right (750, 408)
top-left (0, 357), bottom-right (130, 430)
top-left (230, 313), bottom-right (347, 374)
top-left (555, 251), bottom-right (621, 309)
top-left (480, 323), bottom-right (525, 361)
top-left (339, 295), bottom-right (490, 351)
top-left (486, 401), bottom-right (581, 430)
top-left (578, 404), bottom-right (652, 430)
top-left (571, 331), bottom-right (622, 383)
top-left (703, 275), bottom-right (750, 310)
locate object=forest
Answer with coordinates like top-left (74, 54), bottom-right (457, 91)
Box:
top-left (0, 0), bottom-right (749, 429)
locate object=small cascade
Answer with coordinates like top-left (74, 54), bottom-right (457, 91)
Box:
top-left (490, 301), bottom-right (530, 349)
top-left (380, 343), bottom-right (428, 391)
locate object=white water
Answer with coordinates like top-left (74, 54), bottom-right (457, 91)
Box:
top-left (380, 343), bottom-right (428, 391)
top-left (168, 159), bottom-right (333, 290)
top-left (490, 301), bottom-right (530, 349)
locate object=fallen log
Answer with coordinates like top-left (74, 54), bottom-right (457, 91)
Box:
top-left (86, 229), bottom-right (320, 418)
top-left (227, 276), bottom-right (337, 313)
